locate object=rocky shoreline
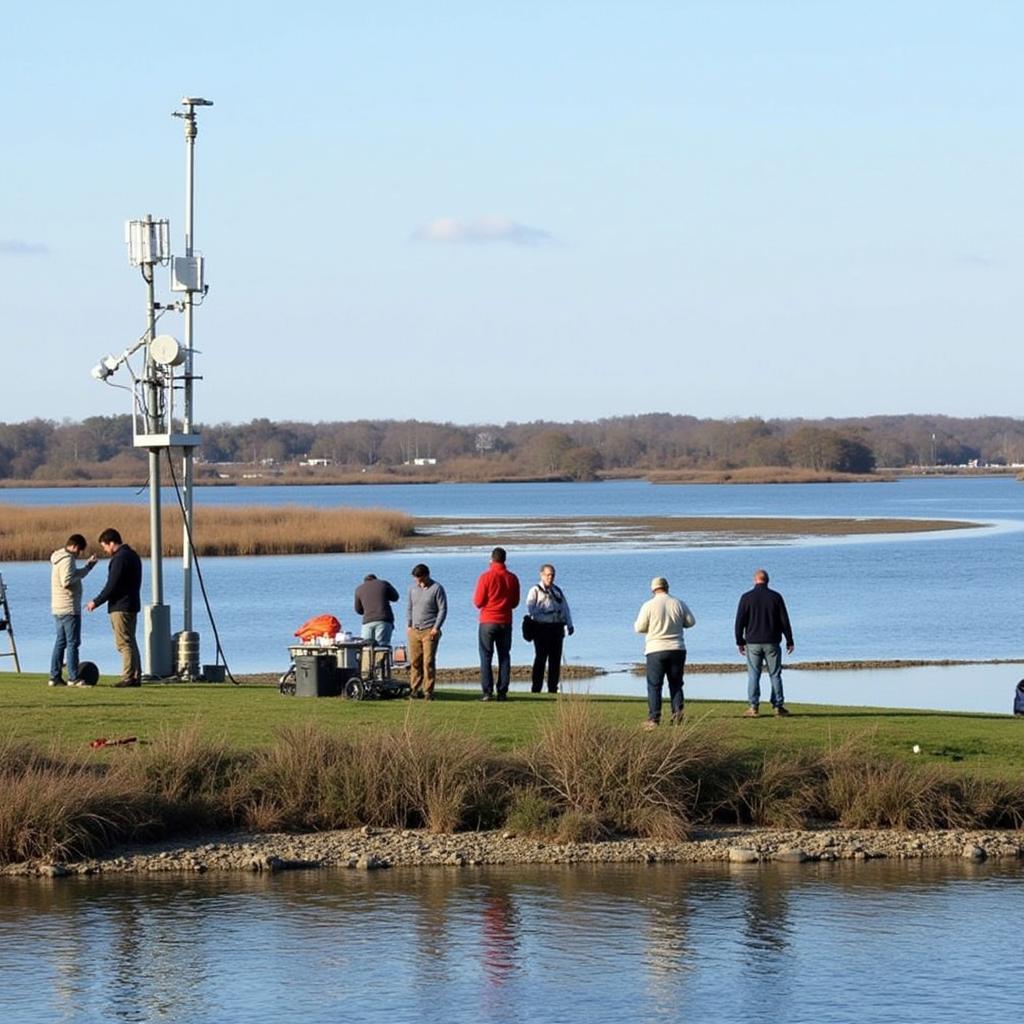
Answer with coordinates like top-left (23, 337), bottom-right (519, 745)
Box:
top-left (8, 825), bottom-right (1023, 878)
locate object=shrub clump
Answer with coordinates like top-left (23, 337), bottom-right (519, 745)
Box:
top-left (234, 719), bottom-right (505, 834)
top-left (520, 700), bottom-right (719, 840)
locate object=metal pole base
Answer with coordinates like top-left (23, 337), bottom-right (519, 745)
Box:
top-left (174, 629), bottom-right (202, 680)
top-left (143, 604), bottom-right (174, 679)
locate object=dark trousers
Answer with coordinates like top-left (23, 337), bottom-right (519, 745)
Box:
top-left (645, 649), bottom-right (686, 723)
top-left (531, 622), bottom-right (565, 692)
top-left (479, 622), bottom-right (513, 696)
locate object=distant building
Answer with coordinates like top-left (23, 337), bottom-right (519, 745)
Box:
top-left (406, 457), bottom-right (438, 467)
top-left (300, 457), bottom-right (333, 467)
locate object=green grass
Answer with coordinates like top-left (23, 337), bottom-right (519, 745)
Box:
top-left (4, 671), bottom-right (1023, 781)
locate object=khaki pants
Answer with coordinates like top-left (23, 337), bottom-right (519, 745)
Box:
top-left (407, 627), bottom-right (440, 695)
top-left (109, 611), bottom-right (141, 682)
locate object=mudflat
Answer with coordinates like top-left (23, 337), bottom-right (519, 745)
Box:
top-left (410, 514), bottom-right (979, 548)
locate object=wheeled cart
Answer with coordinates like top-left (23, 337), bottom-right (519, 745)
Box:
top-left (279, 639), bottom-right (409, 699)
top-left (343, 642), bottom-right (409, 700)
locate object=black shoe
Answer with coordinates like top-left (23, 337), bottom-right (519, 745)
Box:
top-left (496, 693), bottom-right (508, 702)
top-left (114, 678), bottom-right (141, 688)
top-left (774, 706), bottom-right (790, 717)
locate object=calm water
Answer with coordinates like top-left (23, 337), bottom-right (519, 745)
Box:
top-left (2, 476), bottom-right (1022, 710)
top-left (0, 860), bottom-right (1020, 1024)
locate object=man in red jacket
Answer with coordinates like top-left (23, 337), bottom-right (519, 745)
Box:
top-left (473, 547), bottom-right (520, 702)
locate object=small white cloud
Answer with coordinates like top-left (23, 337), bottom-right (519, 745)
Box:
top-left (956, 254), bottom-right (996, 268)
top-left (0, 239), bottom-right (49, 256)
top-left (412, 216), bottom-right (553, 246)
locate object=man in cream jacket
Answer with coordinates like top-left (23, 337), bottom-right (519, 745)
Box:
top-left (634, 576), bottom-right (695, 728)
top-left (49, 533), bottom-right (97, 686)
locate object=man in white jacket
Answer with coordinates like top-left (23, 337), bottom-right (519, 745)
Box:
top-left (49, 533), bottom-right (97, 686)
top-left (634, 576), bottom-right (695, 728)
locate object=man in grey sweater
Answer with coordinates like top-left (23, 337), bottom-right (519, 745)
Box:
top-left (406, 563), bottom-right (447, 700)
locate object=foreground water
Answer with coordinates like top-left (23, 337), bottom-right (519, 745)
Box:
top-left (0, 860), bottom-right (1019, 1024)
top-left (2, 476), bottom-right (1022, 710)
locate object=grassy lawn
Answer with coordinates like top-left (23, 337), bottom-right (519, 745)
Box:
top-left (4, 671), bottom-right (1023, 780)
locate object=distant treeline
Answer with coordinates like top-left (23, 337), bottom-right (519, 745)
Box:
top-left (2, 412), bottom-right (1024, 483)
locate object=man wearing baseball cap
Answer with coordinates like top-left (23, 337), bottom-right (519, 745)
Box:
top-left (634, 576), bottom-right (696, 729)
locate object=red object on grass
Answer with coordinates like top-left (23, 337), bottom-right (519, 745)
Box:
top-left (89, 736), bottom-right (138, 749)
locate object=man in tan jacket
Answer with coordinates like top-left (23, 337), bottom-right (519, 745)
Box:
top-left (49, 533), bottom-right (97, 686)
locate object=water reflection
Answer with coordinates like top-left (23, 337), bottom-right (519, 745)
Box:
top-left (479, 883), bottom-right (521, 988)
top-left (1, 860), bottom-right (1022, 1023)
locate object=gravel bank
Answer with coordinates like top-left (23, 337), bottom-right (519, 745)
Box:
top-left (7, 826), bottom-right (1023, 878)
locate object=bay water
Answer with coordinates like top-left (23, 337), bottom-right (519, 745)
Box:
top-left (2, 476), bottom-right (1022, 711)
top-left (1, 859), bottom-right (1019, 1024)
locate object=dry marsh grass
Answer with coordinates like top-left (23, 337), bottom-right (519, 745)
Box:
top-left (720, 751), bottom-right (824, 828)
top-left (111, 724), bottom-right (237, 834)
top-left (819, 742), bottom-right (1024, 830)
top-left (3, 713), bottom-right (1024, 865)
top-left (0, 737), bottom-right (131, 863)
top-left (646, 467), bottom-right (884, 485)
top-left (236, 719), bottom-right (503, 834)
top-left (0, 503), bottom-right (414, 560)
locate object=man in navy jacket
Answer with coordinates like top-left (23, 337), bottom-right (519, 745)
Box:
top-left (86, 527), bottom-right (143, 687)
top-left (734, 568), bottom-right (794, 717)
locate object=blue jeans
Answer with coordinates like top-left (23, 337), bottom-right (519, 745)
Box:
top-left (50, 613), bottom-right (82, 681)
top-left (479, 623), bottom-right (513, 696)
top-left (361, 621), bottom-right (394, 646)
top-left (646, 649), bottom-right (686, 723)
top-left (746, 643), bottom-right (784, 709)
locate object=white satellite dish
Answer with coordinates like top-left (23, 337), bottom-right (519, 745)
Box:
top-left (151, 334), bottom-right (186, 367)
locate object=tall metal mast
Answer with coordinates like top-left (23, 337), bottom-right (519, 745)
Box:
top-left (173, 97), bottom-right (212, 651)
top-left (124, 214), bottom-right (174, 678)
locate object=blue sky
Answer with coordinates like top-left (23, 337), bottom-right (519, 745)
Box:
top-left (3, 1), bottom-right (1021, 425)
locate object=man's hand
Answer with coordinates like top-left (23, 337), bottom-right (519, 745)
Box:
top-left (737, 644), bottom-right (746, 655)
top-left (786, 643), bottom-right (795, 655)
top-left (86, 600), bottom-right (96, 613)
top-left (86, 554), bottom-right (98, 566)
top-left (567, 626), bottom-right (574, 636)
